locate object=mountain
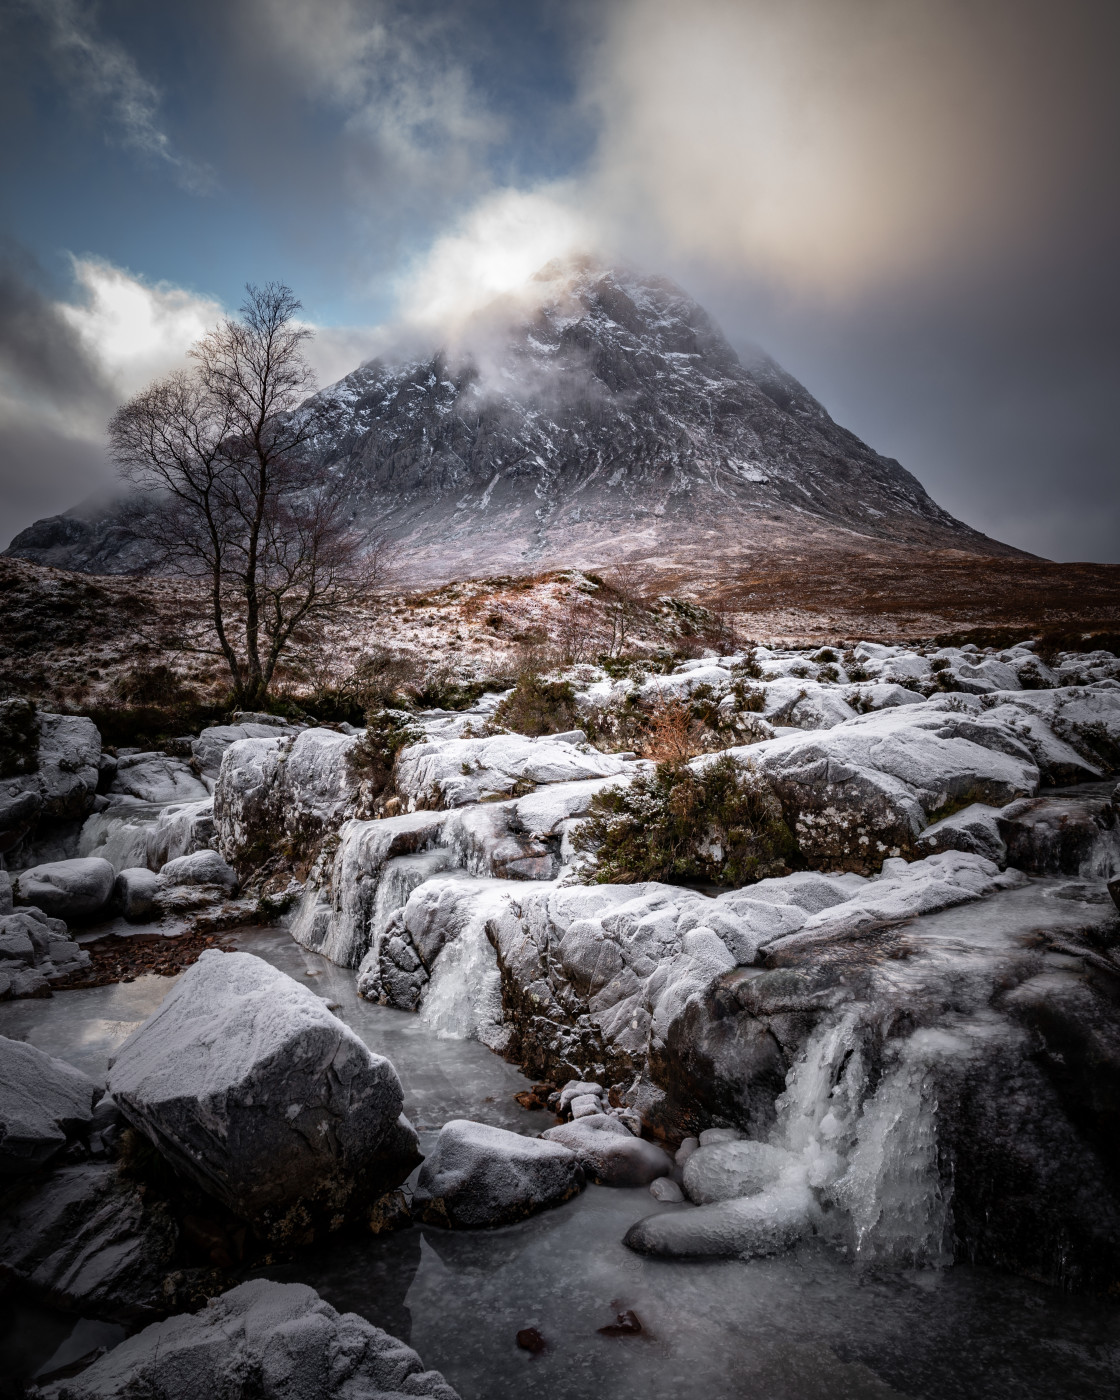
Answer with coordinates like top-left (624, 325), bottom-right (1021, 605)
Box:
top-left (6, 259), bottom-right (1024, 580)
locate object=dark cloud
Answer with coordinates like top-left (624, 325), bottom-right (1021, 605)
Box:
top-left (0, 248), bottom-right (108, 407)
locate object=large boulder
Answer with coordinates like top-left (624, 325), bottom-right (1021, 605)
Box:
top-left (158, 849), bottom-right (238, 891)
top-left (0, 1162), bottom-right (178, 1321)
top-left (107, 951), bottom-right (420, 1237)
top-left (14, 856), bottom-right (116, 921)
top-left (541, 1114), bottom-right (673, 1186)
top-left (0, 1035), bottom-right (100, 1174)
top-left (192, 720), bottom-right (300, 780)
top-left (412, 1119), bottom-right (583, 1228)
top-left (31, 1278), bottom-right (459, 1400)
top-left (1, 709), bottom-right (100, 855)
top-left (109, 753), bottom-right (209, 805)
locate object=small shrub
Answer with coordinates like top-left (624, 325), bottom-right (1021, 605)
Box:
top-left (929, 657), bottom-right (951, 673)
top-left (349, 709), bottom-right (422, 792)
top-left (813, 648), bottom-right (839, 663)
top-left (732, 681), bottom-right (766, 713)
top-left (818, 664), bottom-right (840, 683)
top-left (733, 649), bottom-right (764, 680)
top-left (494, 671), bottom-right (580, 737)
top-left (576, 754), bottom-right (797, 887)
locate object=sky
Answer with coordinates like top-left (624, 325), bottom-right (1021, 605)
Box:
top-left (1, 0), bottom-right (1118, 562)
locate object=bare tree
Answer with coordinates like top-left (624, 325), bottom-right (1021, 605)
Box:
top-left (601, 561), bottom-right (654, 657)
top-left (110, 284), bottom-right (381, 708)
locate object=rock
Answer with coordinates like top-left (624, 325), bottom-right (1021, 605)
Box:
top-left (14, 856), bottom-right (115, 921)
top-left (30, 1278), bottom-right (460, 1399)
top-left (394, 731), bottom-right (629, 809)
top-left (1109, 875), bottom-right (1120, 912)
top-left (558, 1080), bottom-right (604, 1112)
top-left (192, 721), bottom-right (299, 780)
top-left (0, 1035), bottom-right (101, 1173)
top-left (916, 802), bottom-right (1008, 864)
top-left (412, 1119), bottom-right (583, 1228)
top-left (542, 1115), bottom-right (673, 1186)
top-left (158, 849), bottom-right (238, 891)
top-left (0, 870), bottom-right (11, 915)
top-left (682, 1139), bottom-right (796, 1204)
top-left (109, 753), bottom-right (209, 805)
top-left (0, 1162), bottom-right (178, 1321)
top-left (2, 711), bottom-right (100, 824)
top-left (107, 951), bottom-right (420, 1236)
top-left (516, 1326), bottom-right (547, 1354)
top-left (649, 1176), bottom-right (684, 1202)
top-left (996, 796), bottom-right (1119, 877)
top-left (214, 728), bottom-right (365, 871)
top-left (114, 867), bottom-right (161, 922)
top-left (624, 1174), bottom-right (817, 1259)
top-left (0, 906), bottom-right (89, 995)
top-left (570, 1094), bottom-right (602, 1119)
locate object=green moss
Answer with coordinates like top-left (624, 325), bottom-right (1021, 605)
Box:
top-left (576, 754), bottom-right (797, 887)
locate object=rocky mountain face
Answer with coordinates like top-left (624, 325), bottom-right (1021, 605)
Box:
top-left (6, 260), bottom-right (1022, 581)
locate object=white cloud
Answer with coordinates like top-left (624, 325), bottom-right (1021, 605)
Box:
top-left (30, 0), bottom-right (214, 192)
top-left (391, 184), bottom-right (598, 335)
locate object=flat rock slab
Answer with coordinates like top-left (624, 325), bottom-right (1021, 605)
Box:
top-left (0, 1034), bottom-right (100, 1174)
top-left (107, 950), bottom-right (419, 1236)
top-left (413, 1119), bottom-right (583, 1228)
top-left (0, 1161), bottom-right (177, 1321)
top-left (31, 1278), bottom-right (460, 1400)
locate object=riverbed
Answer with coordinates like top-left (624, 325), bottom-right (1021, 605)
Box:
top-left (2, 926), bottom-right (1118, 1400)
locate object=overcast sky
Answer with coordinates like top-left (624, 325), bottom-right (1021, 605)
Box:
top-left (1, 0), bottom-right (1118, 561)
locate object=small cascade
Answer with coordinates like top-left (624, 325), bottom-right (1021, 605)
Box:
top-left (834, 1031), bottom-right (953, 1267)
top-left (764, 1013), bottom-right (953, 1267)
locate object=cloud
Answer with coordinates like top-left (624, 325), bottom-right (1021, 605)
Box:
top-left (0, 256), bottom-right (225, 545)
top-left (28, 0), bottom-right (215, 192)
top-left (251, 0), bottom-right (501, 211)
top-left (584, 0), bottom-right (1120, 297)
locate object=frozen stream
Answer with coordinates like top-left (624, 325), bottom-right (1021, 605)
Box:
top-left (2, 927), bottom-right (1119, 1399)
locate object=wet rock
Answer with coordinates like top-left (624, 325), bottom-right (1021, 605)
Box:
top-left (14, 856), bottom-right (115, 921)
top-left (516, 1326), bottom-right (547, 1354)
top-left (1109, 875), bottom-right (1120, 912)
top-left (107, 951), bottom-right (420, 1237)
top-left (598, 1308), bottom-right (643, 1336)
top-left (0, 1162), bottom-right (178, 1321)
top-left (109, 753), bottom-right (209, 805)
top-left (413, 1119), bottom-right (583, 1228)
top-left (542, 1115), bottom-right (673, 1186)
top-left (996, 795), bottom-right (1119, 877)
top-left (30, 1277), bottom-right (460, 1399)
top-left (0, 1035), bottom-right (101, 1174)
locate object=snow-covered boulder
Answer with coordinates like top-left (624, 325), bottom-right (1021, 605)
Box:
top-left (394, 732), bottom-right (629, 809)
top-left (0, 906), bottom-right (89, 997)
top-left (0, 709), bottom-right (100, 854)
top-left (682, 1139), bottom-right (800, 1204)
top-left (214, 728), bottom-right (366, 870)
top-left (109, 752), bottom-right (209, 805)
top-left (0, 1162), bottom-right (178, 1321)
top-left (0, 1035), bottom-right (100, 1174)
top-left (731, 701), bottom-right (1041, 871)
top-left (158, 848), bottom-right (238, 891)
top-left (191, 720), bottom-right (299, 779)
top-left (756, 678), bottom-right (856, 731)
top-left (32, 1279), bottom-right (460, 1400)
top-left (915, 802), bottom-right (1007, 864)
top-left (14, 856), bottom-right (115, 920)
top-left (541, 1114), bottom-right (673, 1186)
top-left (114, 866), bottom-right (160, 921)
top-left (624, 1173), bottom-right (817, 1259)
top-left (107, 951), bottom-right (420, 1235)
top-left (413, 1119), bottom-right (583, 1228)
